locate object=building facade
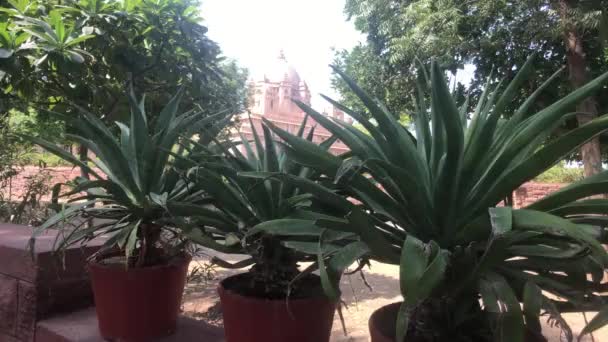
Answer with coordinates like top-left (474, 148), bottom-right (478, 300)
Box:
top-left (236, 51), bottom-right (349, 155)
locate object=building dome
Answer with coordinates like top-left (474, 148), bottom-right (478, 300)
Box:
top-left (262, 50), bottom-right (301, 85)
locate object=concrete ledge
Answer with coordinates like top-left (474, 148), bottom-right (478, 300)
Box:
top-left (0, 223), bottom-right (102, 341)
top-left (36, 308), bottom-right (225, 342)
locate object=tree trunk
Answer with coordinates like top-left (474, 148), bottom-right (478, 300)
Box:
top-left (559, 0), bottom-right (602, 177)
top-left (77, 144), bottom-right (90, 179)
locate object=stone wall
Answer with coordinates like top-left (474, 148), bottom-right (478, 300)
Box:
top-left (513, 182), bottom-right (566, 208)
top-left (1, 166), bottom-right (83, 203)
top-left (3, 167), bottom-right (569, 208)
top-left (0, 224), bottom-right (100, 341)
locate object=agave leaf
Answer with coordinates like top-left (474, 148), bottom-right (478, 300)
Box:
top-left (472, 113), bottom-right (608, 217)
top-left (166, 203), bottom-right (236, 232)
top-left (339, 121), bottom-right (386, 158)
top-left (294, 100), bottom-right (370, 158)
top-left (414, 80), bottom-right (432, 161)
top-left (155, 87), bottom-right (184, 133)
top-left (580, 306), bottom-right (608, 338)
top-left (489, 206), bottom-right (513, 237)
top-left (396, 302), bottom-right (411, 342)
top-left (549, 199), bottom-right (608, 216)
top-left (331, 66), bottom-right (427, 183)
top-left (29, 199), bottom-right (98, 253)
top-left (318, 237), bottom-right (369, 302)
top-left (522, 281), bottom-right (543, 334)
top-left (282, 241), bottom-right (342, 255)
top-left (262, 124), bottom-right (280, 217)
top-left (247, 219), bottom-right (323, 237)
top-left (365, 159), bottom-right (434, 233)
top-left (320, 94), bottom-right (391, 153)
top-left (238, 171), bottom-right (353, 211)
top-left (512, 210), bottom-right (608, 266)
top-left (414, 242), bottom-right (448, 301)
top-left (488, 55), bottom-right (537, 138)
top-left (296, 113), bottom-right (310, 138)
top-left (400, 235), bottom-right (429, 304)
top-left (125, 220), bottom-right (140, 260)
top-left (239, 132), bottom-right (258, 165)
top-left (188, 167), bottom-right (255, 222)
top-left (528, 170), bottom-right (608, 211)
top-left (334, 209), bottom-right (401, 263)
top-left (479, 272), bottom-right (525, 342)
top-left (430, 61), bottom-right (464, 233)
top-left (498, 67), bottom-right (565, 141)
top-left (20, 134), bottom-right (101, 179)
top-left (183, 227), bottom-right (241, 254)
top-left (317, 235), bottom-right (341, 301)
top-left (464, 71), bottom-right (494, 151)
top-left (263, 118), bottom-right (342, 173)
top-left (248, 114), bottom-right (264, 166)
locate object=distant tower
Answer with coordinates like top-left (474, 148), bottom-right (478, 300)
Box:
top-left (236, 50), bottom-right (348, 154)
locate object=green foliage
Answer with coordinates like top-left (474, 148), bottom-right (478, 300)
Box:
top-left (173, 115), bottom-right (355, 297)
top-left (0, 0), bottom-right (248, 129)
top-left (28, 88), bottom-right (233, 267)
top-left (18, 151), bottom-right (70, 167)
top-left (8, 108), bottom-right (65, 142)
top-left (534, 162), bottom-right (584, 184)
top-left (0, 111), bottom-right (55, 225)
top-left (334, 0), bottom-right (608, 128)
top-left (262, 60), bottom-right (608, 341)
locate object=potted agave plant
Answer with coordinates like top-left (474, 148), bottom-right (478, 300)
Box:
top-left (175, 116), bottom-right (357, 342)
top-left (26, 89), bottom-right (232, 341)
top-left (259, 56), bottom-right (608, 342)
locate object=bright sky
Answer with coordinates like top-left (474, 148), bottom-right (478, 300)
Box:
top-left (200, 0), bottom-right (364, 108)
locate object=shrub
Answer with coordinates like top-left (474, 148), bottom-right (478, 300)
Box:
top-left (534, 162), bottom-right (584, 183)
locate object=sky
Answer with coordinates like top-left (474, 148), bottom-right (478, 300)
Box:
top-left (200, 0), bottom-right (364, 109)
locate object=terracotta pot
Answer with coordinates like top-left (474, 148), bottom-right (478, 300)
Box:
top-left (369, 302), bottom-right (548, 342)
top-left (88, 255), bottom-right (191, 341)
top-left (218, 273), bottom-right (336, 342)
top-left (369, 302), bottom-right (401, 342)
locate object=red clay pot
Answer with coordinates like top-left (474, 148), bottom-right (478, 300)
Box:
top-left (369, 302), bottom-right (401, 342)
top-left (88, 255), bottom-right (191, 341)
top-left (369, 302), bottom-right (548, 342)
top-left (218, 273), bottom-right (336, 342)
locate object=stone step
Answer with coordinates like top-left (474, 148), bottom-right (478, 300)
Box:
top-left (35, 307), bottom-right (225, 342)
top-left (0, 223), bottom-right (102, 342)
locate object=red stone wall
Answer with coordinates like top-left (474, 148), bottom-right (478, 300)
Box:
top-left (0, 224), bottom-right (100, 341)
top-left (512, 182), bottom-right (566, 208)
top-left (238, 113), bottom-right (349, 155)
top-left (3, 167), bottom-right (568, 208)
top-left (1, 167), bottom-right (86, 203)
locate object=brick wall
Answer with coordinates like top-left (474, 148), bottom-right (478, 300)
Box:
top-left (0, 224), bottom-right (100, 341)
top-left (3, 167), bottom-right (568, 208)
top-left (1, 167), bottom-right (87, 202)
top-left (512, 182), bottom-right (566, 208)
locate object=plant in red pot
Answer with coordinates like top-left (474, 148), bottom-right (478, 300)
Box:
top-left (173, 116), bottom-right (359, 342)
top-left (262, 56), bottom-right (608, 342)
top-left (26, 88), bottom-right (233, 341)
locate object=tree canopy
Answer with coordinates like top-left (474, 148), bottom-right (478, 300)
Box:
top-left (0, 0), bottom-right (248, 130)
top-left (333, 0), bottom-right (608, 174)
top-left (334, 0), bottom-right (607, 117)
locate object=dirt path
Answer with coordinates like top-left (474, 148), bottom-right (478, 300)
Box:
top-left (182, 254), bottom-right (607, 341)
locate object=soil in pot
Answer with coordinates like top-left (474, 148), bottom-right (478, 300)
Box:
top-left (88, 254), bottom-right (191, 342)
top-left (218, 272), bottom-right (336, 342)
top-left (369, 302), bottom-right (548, 342)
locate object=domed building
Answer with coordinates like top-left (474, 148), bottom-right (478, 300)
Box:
top-left (237, 51), bottom-right (349, 155)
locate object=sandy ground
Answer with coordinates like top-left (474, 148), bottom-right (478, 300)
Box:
top-left (182, 253), bottom-right (608, 341)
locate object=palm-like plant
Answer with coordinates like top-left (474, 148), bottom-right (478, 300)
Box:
top-left (26, 89), bottom-right (232, 266)
top-left (177, 115), bottom-right (356, 296)
top-left (10, 9), bottom-right (96, 63)
top-left (258, 57), bottom-right (608, 341)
